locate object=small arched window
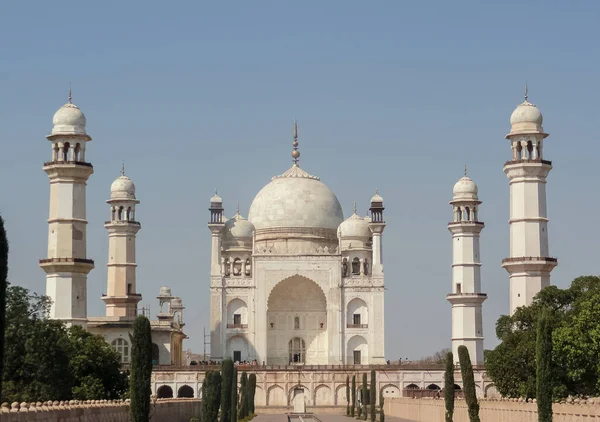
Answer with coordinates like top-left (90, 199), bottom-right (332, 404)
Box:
top-left (233, 258), bottom-right (242, 276)
top-left (63, 142), bottom-right (71, 161)
top-left (118, 206), bottom-right (124, 221)
top-left (127, 207), bottom-right (132, 221)
top-left (111, 338), bottom-right (130, 363)
top-left (352, 258), bottom-right (360, 275)
top-left (245, 258), bottom-right (251, 276)
top-left (74, 143), bottom-right (81, 161)
top-left (294, 316), bottom-right (300, 330)
top-left (516, 142), bottom-right (523, 160)
top-left (342, 258), bottom-right (348, 277)
top-left (363, 258), bottom-right (369, 275)
top-left (224, 258), bottom-right (231, 276)
top-left (527, 141), bottom-right (533, 160)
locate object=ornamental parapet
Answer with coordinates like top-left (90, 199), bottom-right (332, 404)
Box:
top-left (503, 159), bottom-right (552, 166)
top-left (39, 257), bottom-right (94, 265)
top-left (43, 160), bottom-right (93, 168)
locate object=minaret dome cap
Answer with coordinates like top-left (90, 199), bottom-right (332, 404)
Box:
top-left (508, 86), bottom-right (545, 136)
top-left (370, 189), bottom-right (383, 204)
top-left (50, 92), bottom-right (88, 137)
top-left (453, 175), bottom-right (478, 201)
top-left (110, 174), bottom-right (136, 200)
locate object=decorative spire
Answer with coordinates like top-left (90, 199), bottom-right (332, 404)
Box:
top-left (291, 120), bottom-right (300, 165)
top-left (353, 200), bottom-right (357, 214)
top-left (524, 82), bottom-right (528, 102)
top-left (464, 164), bottom-right (467, 177)
top-left (68, 84), bottom-right (72, 104)
top-left (215, 188), bottom-right (218, 196)
top-left (121, 161), bottom-right (125, 176)
top-left (376, 188), bottom-right (379, 195)
top-left (236, 198), bottom-right (240, 215)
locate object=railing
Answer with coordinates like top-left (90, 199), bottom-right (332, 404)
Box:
top-left (446, 293), bottom-right (488, 297)
top-left (43, 160), bottom-right (93, 168)
top-left (347, 324), bottom-right (368, 328)
top-left (153, 363), bottom-right (487, 372)
top-left (447, 221), bottom-right (484, 226)
top-left (105, 220), bottom-right (141, 225)
top-left (504, 159), bottom-right (552, 166)
top-left (502, 256), bottom-right (558, 264)
top-left (39, 257), bottom-right (94, 264)
top-left (227, 324), bottom-right (248, 329)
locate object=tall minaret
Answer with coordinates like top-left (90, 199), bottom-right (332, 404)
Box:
top-left (103, 167), bottom-right (142, 317)
top-left (39, 91), bottom-right (94, 328)
top-left (502, 87), bottom-right (557, 315)
top-left (368, 190), bottom-right (386, 364)
top-left (447, 168), bottom-right (486, 365)
top-left (208, 192), bottom-right (225, 360)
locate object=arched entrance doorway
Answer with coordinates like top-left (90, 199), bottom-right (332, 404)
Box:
top-left (267, 275), bottom-right (327, 365)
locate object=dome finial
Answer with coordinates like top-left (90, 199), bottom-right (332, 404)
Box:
top-left (68, 83), bottom-right (72, 104)
top-left (121, 161), bottom-right (125, 176)
top-left (291, 120), bottom-right (300, 165)
top-left (353, 200), bottom-right (357, 214)
top-left (215, 188), bottom-right (218, 196)
top-left (236, 198), bottom-right (240, 215)
top-left (524, 82), bottom-right (528, 102)
top-left (464, 164), bottom-right (467, 177)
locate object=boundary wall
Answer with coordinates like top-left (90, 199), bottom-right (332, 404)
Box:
top-left (0, 398), bottom-right (201, 422)
top-left (385, 397), bottom-right (600, 421)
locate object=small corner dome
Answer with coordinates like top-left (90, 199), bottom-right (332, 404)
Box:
top-left (338, 213), bottom-right (371, 239)
top-left (223, 213), bottom-right (255, 239)
top-left (370, 190), bottom-right (383, 204)
top-left (210, 193), bottom-right (222, 204)
top-left (453, 175), bottom-right (478, 201)
top-left (110, 175), bottom-right (136, 200)
top-left (158, 286), bottom-right (172, 297)
top-left (51, 102), bottom-right (88, 136)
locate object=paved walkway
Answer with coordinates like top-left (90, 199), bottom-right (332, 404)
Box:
top-left (253, 414), bottom-right (415, 422)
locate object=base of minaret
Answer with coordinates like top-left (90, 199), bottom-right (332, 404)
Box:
top-left (447, 293), bottom-right (486, 365)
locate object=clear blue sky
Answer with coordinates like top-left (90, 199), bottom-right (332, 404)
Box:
top-left (1, 1), bottom-right (599, 360)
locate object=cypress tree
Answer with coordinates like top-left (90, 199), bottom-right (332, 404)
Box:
top-left (458, 345), bottom-right (480, 422)
top-left (370, 370), bottom-right (376, 422)
top-left (346, 375), bottom-right (350, 416)
top-left (444, 351), bottom-right (455, 422)
top-left (380, 391), bottom-right (385, 422)
top-left (239, 371), bottom-right (248, 419)
top-left (231, 366), bottom-right (238, 422)
top-left (537, 309), bottom-right (553, 422)
top-left (129, 316), bottom-right (153, 422)
top-left (362, 373), bottom-right (368, 420)
top-left (220, 359), bottom-right (234, 422)
top-left (248, 373), bottom-right (257, 414)
top-left (202, 371), bottom-right (222, 422)
top-left (201, 371), bottom-right (212, 421)
top-left (0, 216), bottom-right (8, 402)
top-left (351, 375), bottom-right (356, 417)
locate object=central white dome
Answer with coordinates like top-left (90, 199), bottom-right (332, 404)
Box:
top-left (248, 165), bottom-right (344, 231)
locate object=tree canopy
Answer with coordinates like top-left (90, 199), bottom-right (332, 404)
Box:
top-left (2, 285), bottom-right (127, 403)
top-left (485, 275), bottom-right (600, 399)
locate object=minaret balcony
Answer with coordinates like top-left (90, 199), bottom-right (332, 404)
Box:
top-left (39, 257), bottom-right (94, 273)
top-left (104, 220), bottom-right (141, 226)
top-left (501, 256), bottom-right (558, 272)
top-left (504, 158), bottom-right (552, 167)
top-left (447, 221), bottom-right (484, 226)
top-left (226, 323), bottom-right (248, 329)
top-left (346, 324), bottom-right (368, 329)
top-left (44, 160), bottom-right (93, 168)
top-left (446, 292), bottom-right (487, 304)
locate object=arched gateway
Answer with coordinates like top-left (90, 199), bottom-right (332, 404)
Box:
top-left (267, 276), bottom-right (328, 365)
